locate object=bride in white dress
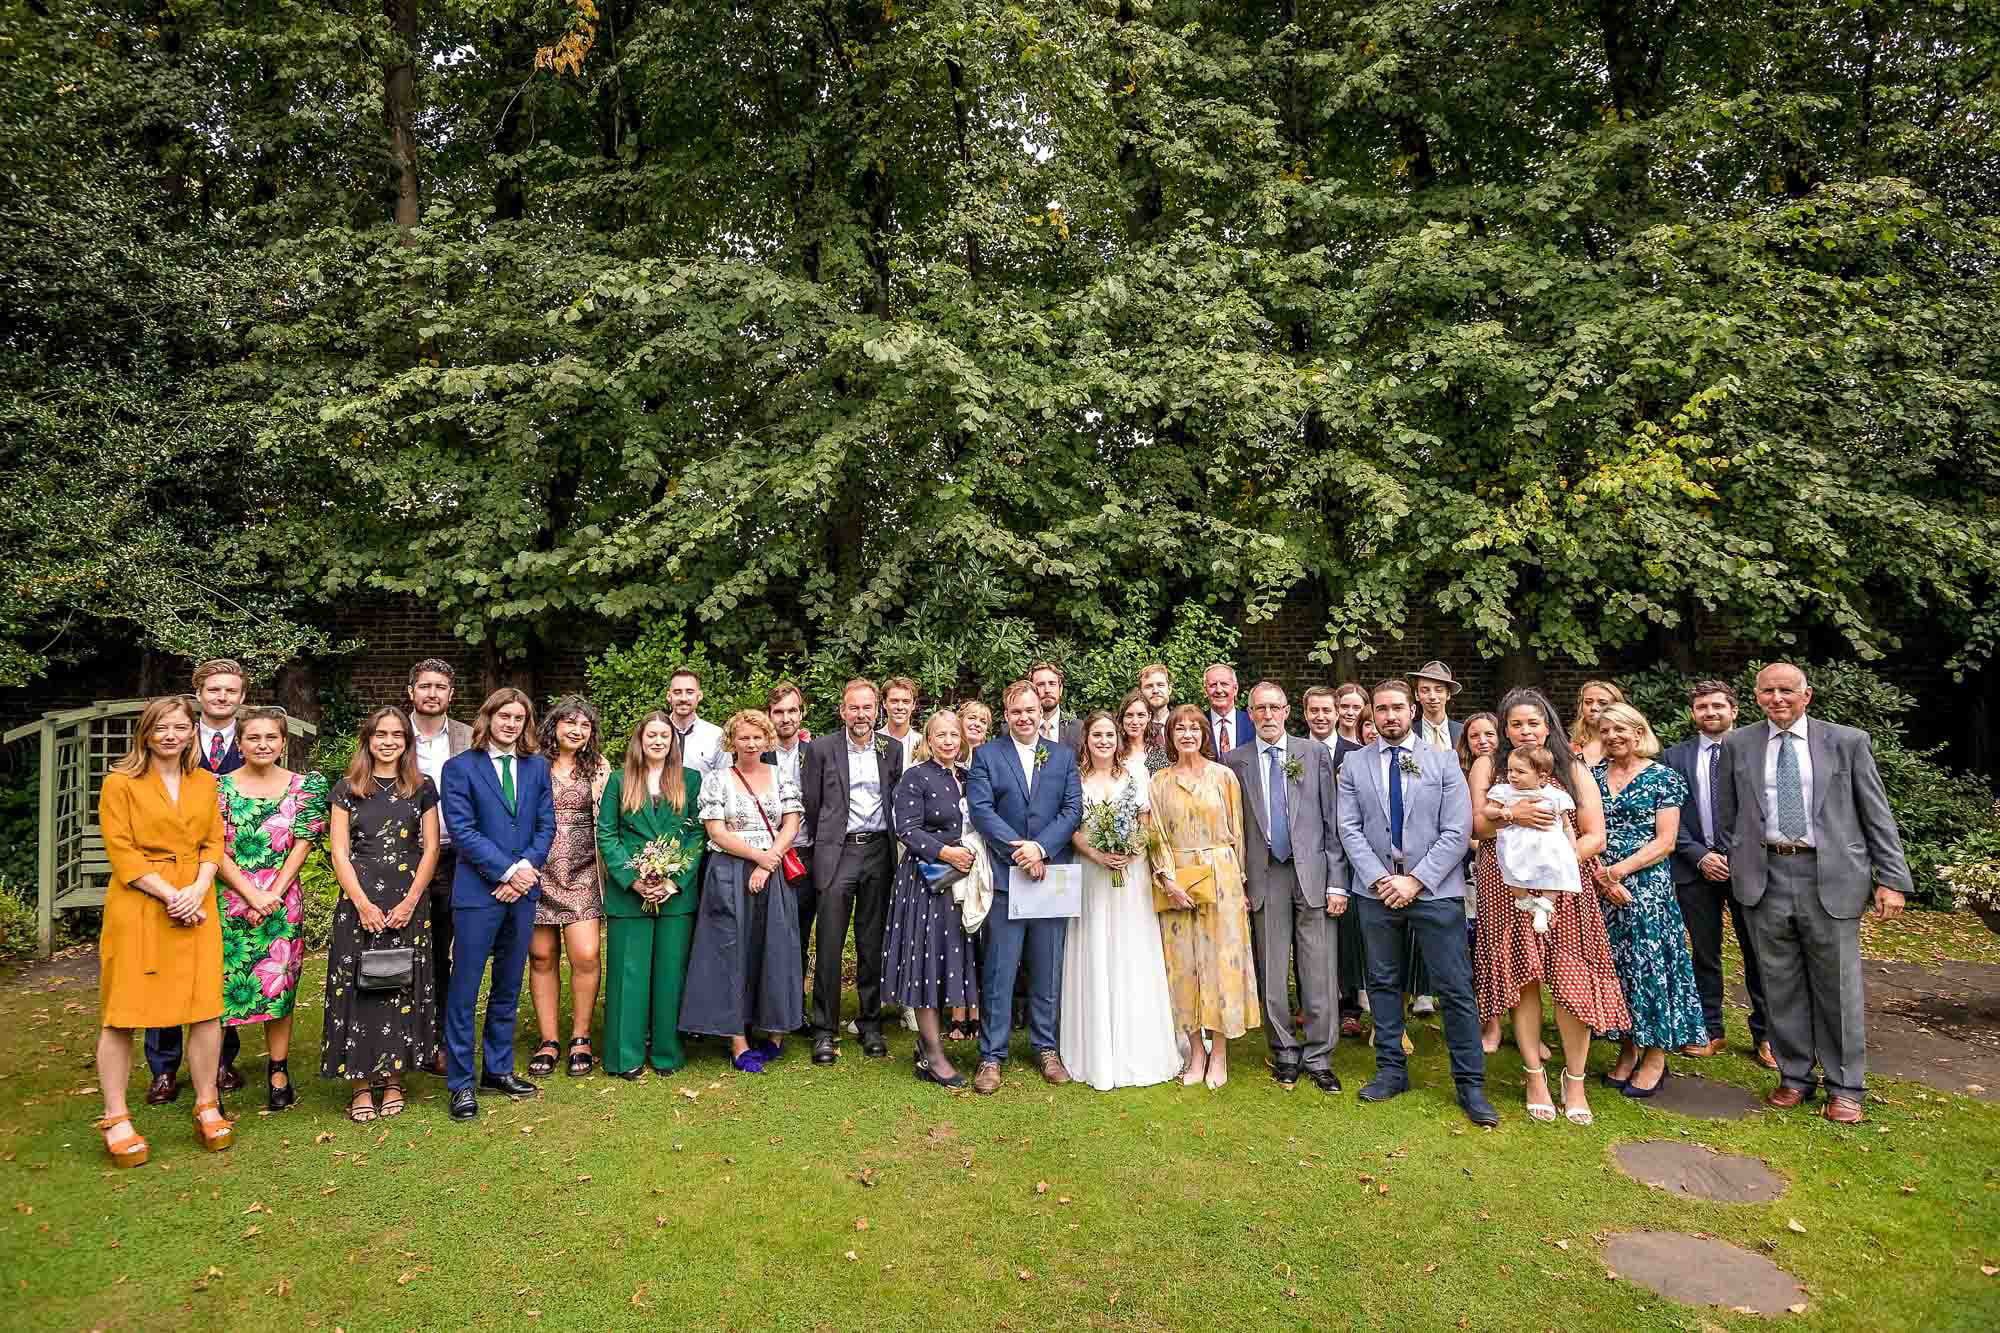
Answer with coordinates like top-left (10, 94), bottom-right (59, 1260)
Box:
top-left (1059, 703), bottom-right (1181, 1089)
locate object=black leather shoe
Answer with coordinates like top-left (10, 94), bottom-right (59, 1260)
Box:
top-left (479, 1071), bottom-right (540, 1098)
top-left (1458, 1086), bottom-right (1500, 1127)
top-left (217, 1064), bottom-right (246, 1093)
top-left (145, 1072), bottom-right (180, 1105)
top-left (1357, 1074), bottom-right (1409, 1103)
top-left (1308, 1069), bottom-right (1342, 1094)
top-left (859, 1031), bottom-right (889, 1058)
top-left (811, 1037), bottom-right (838, 1065)
top-left (448, 1088), bottom-right (479, 1121)
top-left (1271, 1060), bottom-right (1301, 1088)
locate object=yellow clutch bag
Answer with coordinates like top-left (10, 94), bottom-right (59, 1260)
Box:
top-left (1152, 851), bottom-right (1217, 912)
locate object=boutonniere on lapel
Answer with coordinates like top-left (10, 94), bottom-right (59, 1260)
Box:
top-left (1282, 756), bottom-right (1303, 783)
top-left (874, 737), bottom-right (890, 761)
top-left (1034, 746), bottom-right (1050, 771)
top-left (1399, 752), bottom-right (1422, 778)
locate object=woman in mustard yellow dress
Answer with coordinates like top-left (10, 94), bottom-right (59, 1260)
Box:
top-left (94, 695), bottom-right (235, 1167)
top-left (1150, 704), bottom-right (1259, 1089)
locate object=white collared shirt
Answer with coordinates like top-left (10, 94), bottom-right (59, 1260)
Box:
top-left (1039, 710), bottom-right (1062, 742)
top-left (772, 739), bottom-right (811, 847)
top-left (198, 721), bottom-right (236, 766)
top-left (1013, 737), bottom-right (1040, 790)
top-left (675, 717), bottom-right (723, 773)
top-left (1695, 734), bottom-right (1725, 845)
top-left (412, 718), bottom-right (454, 843)
top-left (878, 726), bottom-right (919, 769)
top-left (846, 735), bottom-right (887, 833)
top-left (1762, 717), bottom-right (1816, 846)
top-left (1258, 735), bottom-right (1289, 834)
top-left (1418, 715), bottom-right (1452, 750)
top-left (1209, 709), bottom-right (1240, 755)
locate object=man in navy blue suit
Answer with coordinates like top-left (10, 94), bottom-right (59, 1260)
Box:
top-left (1202, 663), bottom-right (1254, 760)
top-left (440, 688), bottom-right (556, 1122)
top-left (146, 657), bottom-right (249, 1105)
top-left (966, 680), bottom-right (1083, 1094)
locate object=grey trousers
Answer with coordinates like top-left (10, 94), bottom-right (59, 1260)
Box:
top-left (1248, 859), bottom-right (1339, 1072)
top-left (1745, 852), bottom-right (1868, 1099)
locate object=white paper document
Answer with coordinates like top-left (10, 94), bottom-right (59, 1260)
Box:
top-left (1007, 863), bottom-right (1083, 919)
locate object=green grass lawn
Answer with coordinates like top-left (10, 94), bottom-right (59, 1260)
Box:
top-left (3, 920), bottom-right (1999, 1332)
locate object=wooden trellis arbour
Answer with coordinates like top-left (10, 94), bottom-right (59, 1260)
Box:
top-left (2, 700), bottom-right (317, 957)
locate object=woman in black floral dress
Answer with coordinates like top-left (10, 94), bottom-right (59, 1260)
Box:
top-left (320, 707), bottom-right (442, 1121)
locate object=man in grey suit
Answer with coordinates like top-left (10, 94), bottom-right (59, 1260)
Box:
top-left (1716, 662), bottom-right (1911, 1124)
top-left (1225, 682), bottom-right (1346, 1094)
top-left (1336, 679), bottom-right (1496, 1126)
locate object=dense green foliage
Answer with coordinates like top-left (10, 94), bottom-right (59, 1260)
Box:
top-left (3, 1), bottom-right (1996, 691)
top-left (1621, 661), bottom-right (2000, 909)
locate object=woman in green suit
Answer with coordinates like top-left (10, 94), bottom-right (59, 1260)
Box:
top-left (597, 711), bottom-right (706, 1077)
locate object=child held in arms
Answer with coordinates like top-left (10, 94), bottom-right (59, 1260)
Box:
top-left (1481, 746), bottom-right (1580, 934)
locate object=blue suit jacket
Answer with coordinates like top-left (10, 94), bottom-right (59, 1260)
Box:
top-left (440, 749), bottom-right (557, 910)
top-left (965, 736), bottom-right (1084, 884)
top-left (1206, 708), bottom-right (1254, 758)
top-left (1335, 738), bottom-right (1471, 900)
top-left (1661, 736), bottom-right (1722, 889)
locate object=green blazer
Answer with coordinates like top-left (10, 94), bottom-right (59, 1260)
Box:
top-left (597, 768), bottom-right (706, 918)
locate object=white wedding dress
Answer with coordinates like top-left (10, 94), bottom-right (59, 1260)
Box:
top-left (1059, 759), bottom-right (1181, 1090)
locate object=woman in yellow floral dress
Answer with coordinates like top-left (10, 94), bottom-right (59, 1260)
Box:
top-left (1150, 705), bottom-right (1259, 1088)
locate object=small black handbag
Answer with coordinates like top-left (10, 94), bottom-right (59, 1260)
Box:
top-left (357, 935), bottom-right (414, 993)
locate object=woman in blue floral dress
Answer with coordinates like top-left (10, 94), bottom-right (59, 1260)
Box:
top-left (215, 708), bottom-right (330, 1111)
top-left (1592, 702), bottom-right (1707, 1097)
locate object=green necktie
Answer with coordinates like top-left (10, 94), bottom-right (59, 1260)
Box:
top-left (498, 753), bottom-right (516, 813)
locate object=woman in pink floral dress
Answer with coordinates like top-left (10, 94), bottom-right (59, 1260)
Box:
top-left (215, 707), bottom-right (329, 1112)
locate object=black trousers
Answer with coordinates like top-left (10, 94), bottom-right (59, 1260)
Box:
top-left (1675, 874), bottom-right (1769, 1046)
top-left (427, 847), bottom-right (459, 1026)
top-left (809, 835), bottom-right (894, 1039)
top-left (144, 1022), bottom-right (241, 1078)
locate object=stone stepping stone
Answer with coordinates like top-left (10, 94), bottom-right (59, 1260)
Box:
top-left (1645, 1073), bottom-right (1764, 1120)
top-left (1603, 1231), bottom-right (1806, 1315)
top-left (1613, 1140), bottom-right (1786, 1203)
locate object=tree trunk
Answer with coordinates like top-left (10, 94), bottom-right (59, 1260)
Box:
top-left (383, 0), bottom-right (421, 237)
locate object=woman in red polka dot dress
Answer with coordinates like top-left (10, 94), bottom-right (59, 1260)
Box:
top-left (1470, 689), bottom-right (1630, 1125)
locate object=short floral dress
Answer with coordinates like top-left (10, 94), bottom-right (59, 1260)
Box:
top-left (321, 777), bottom-right (441, 1081)
top-left (1594, 760), bottom-right (1708, 1051)
top-left (1149, 762), bottom-right (1260, 1039)
top-left (533, 765), bottom-right (604, 927)
top-left (1473, 760), bottom-right (1630, 1034)
top-left (217, 771), bottom-right (330, 1025)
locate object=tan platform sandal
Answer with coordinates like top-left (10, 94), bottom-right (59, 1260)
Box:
top-left (192, 1098), bottom-right (235, 1152)
top-left (96, 1112), bottom-right (150, 1168)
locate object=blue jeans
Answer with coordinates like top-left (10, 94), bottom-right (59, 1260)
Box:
top-left (1355, 894), bottom-right (1484, 1089)
top-left (978, 892), bottom-right (1064, 1063)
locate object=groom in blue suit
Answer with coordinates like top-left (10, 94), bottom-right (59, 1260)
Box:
top-left (439, 689), bottom-right (556, 1122)
top-left (966, 680), bottom-right (1084, 1094)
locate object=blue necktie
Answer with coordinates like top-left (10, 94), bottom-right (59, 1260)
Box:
top-left (1387, 746), bottom-right (1405, 853)
top-left (1266, 745), bottom-right (1292, 863)
top-left (1775, 731), bottom-right (1807, 841)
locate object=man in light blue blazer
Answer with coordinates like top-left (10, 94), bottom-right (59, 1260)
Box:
top-left (966, 681), bottom-right (1084, 1095)
top-left (440, 689), bottom-right (556, 1122)
top-left (1335, 679), bottom-right (1496, 1126)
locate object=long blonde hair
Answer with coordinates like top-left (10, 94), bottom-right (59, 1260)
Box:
top-left (110, 696), bottom-right (199, 778)
top-left (1569, 679), bottom-right (1627, 746)
top-left (620, 710), bottom-right (687, 815)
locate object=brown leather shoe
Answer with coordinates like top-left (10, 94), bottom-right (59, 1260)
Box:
top-left (1764, 1085), bottom-right (1809, 1109)
top-left (216, 1065), bottom-right (245, 1093)
top-left (972, 1060), bottom-right (1002, 1096)
top-left (144, 1072), bottom-right (179, 1105)
top-left (1754, 1041), bottom-right (1779, 1070)
top-left (1823, 1095), bottom-right (1865, 1124)
top-left (1679, 1038), bottom-right (1725, 1058)
top-left (1037, 1051), bottom-right (1072, 1086)
top-left (427, 1051), bottom-right (448, 1077)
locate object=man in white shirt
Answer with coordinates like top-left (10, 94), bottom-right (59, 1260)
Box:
top-left (1203, 663), bottom-right (1252, 757)
top-left (406, 658), bottom-right (474, 1073)
top-left (1661, 679), bottom-right (1771, 1067)
top-left (667, 669), bottom-right (724, 773)
top-left (766, 681), bottom-right (815, 980)
top-left (1409, 661), bottom-right (1465, 752)
top-left (878, 676), bottom-right (921, 767)
top-left (1029, 661), bottom-right (1084, 749)
top-left (1716, 663), bottom-right (1912, 1124)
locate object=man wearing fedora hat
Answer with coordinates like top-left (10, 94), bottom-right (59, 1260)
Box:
top-left (1410, 662), bottom-right (1465, 753)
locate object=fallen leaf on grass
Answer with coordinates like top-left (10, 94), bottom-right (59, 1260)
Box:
top-left (1057, 1196), bottom-right (1071, 1205)
top-left (1553, 1240), bottom-right (1570, 1251)
top-left (1982, 1265), bottom-right (1998, 1277)
top-left (241, 1225), bottom-right (263, 1240)
top-left (1035, 1181), bottom-right (1048, 1195)
top-left (1423, 1263), bottom-right (1438, 1274)
top-left (396, 1272), bottom-right (416, 1286)
top-left (1787, 1219), bottom-right (1807, 1235)
top-left (681, 1089), bottom-right (698, 1101)
top-left (854, 1218), bottom-right (870, 1231)
top-left (13, 1203), bottom-right (30, 1215)
top-left (1789, 1304), bottom-right (1808, 1314)
top-left (242, 1202), bottom-right (268, 1215)
top-left (575, 1174), bottom-right (592, 1183)
top-left (844, 1251), bottom-right (858, 1262)
top-left (631, 1283), bottom-right (649, 1307)
top-left (1376, 1182), bottom-right (1389, 1196)
top-left (856, 1167), bottom-right (879, 1187)
top-left (1017, 1270), bottom-right (1033, 1281)
top-left (314, 1132), bottom-right (335, 1145)
top-left (270, 1277), bottom-right (292, 1297)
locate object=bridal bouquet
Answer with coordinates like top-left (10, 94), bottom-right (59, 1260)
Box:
top-left (1083, 788), bottom-right (1142, 887)
top-left (628, 836), bottom-right (692, 914)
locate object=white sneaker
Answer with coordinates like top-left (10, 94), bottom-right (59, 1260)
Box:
top-left (1410, 995), bottom-right (1437, 1017)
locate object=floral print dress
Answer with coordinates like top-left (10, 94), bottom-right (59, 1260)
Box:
top-left (217, 771), bottom-right (330, 1025)
top-left (1149, 762), bottom-right (1260, 1039)
top-left (1593, 760), bottom-right (1708, 1050)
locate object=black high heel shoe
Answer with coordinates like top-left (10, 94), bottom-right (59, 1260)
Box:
top-left (267, 1057), bottom-right (296, 1113)
top-left (914, 1055), bottom-right (968, 1090)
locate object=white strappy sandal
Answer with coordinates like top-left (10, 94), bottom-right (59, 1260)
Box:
top-left (1563, 1069), bottom-right (1594, 1125)
top-left (1522, 1066), bottom-right (1557, 1123)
